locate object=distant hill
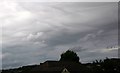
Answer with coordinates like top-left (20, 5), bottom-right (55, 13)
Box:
top-left (1, 58), bottom-right (120, 73)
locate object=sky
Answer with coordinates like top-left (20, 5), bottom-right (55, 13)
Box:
top-left (0, 0), bottom-right (119, 69)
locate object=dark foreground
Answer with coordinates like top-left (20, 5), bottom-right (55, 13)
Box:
top-left (2, 58), bottom-right (120, 73)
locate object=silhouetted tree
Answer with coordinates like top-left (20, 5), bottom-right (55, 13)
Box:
top-left (60, 50), bottom-right (80, 63)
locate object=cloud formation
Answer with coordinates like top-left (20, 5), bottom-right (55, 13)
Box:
top-left (1, 1), bottom-right (118, 69)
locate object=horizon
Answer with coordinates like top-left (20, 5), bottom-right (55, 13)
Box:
top-left (2, 57), bottom-right (119, 70)
top-left (1, 1), bottom-right (119, 69)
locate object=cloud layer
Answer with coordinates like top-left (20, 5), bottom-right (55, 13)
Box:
top-left (1, 1), bottom-right (118, 69)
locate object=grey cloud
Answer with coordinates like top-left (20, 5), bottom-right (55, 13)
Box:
top-left (2, 2), bottom-right (118, 69)
top-left (69, 46), bottom-right (87, 52)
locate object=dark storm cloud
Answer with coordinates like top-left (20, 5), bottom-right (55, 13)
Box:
top-left (1, 1), bottom-right (118, 69)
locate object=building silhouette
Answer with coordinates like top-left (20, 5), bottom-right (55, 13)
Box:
top-left (29, 61), bottom-right (86, 73)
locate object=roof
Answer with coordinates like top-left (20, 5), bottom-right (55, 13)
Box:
top-left (30, 61), bottom-right (86, 73)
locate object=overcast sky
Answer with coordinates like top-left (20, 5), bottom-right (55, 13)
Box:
top-left (0, 0), bottom-right (119, 69)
